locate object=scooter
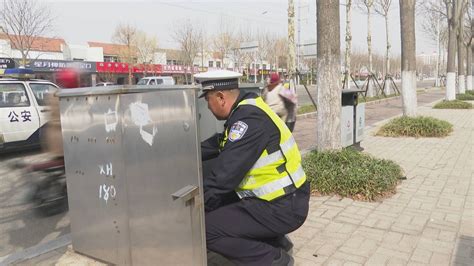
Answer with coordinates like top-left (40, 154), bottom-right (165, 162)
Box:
top-left (26, 158), bottom-right (68, 216)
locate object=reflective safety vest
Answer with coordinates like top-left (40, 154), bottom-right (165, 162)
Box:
top-left (220, 97), bottom-right (306, 201)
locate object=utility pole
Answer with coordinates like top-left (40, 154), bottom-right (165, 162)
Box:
top-left (297, 0), bottom-right (301, 85)
top-left (344, 0), bottom-right (352, 89)
top-left (288, 0), bottom-right (296, 85)
top-left (435, 0), bottom-right (441, 86)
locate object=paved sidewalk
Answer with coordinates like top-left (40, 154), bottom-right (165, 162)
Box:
top-left (12, 90), bottom-right (474, 265)
top-left (289, 103), bottom-right (473, 265)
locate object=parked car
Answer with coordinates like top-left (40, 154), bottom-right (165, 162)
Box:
top-left (96, 82), bottom-right (115, 87)
top-left (0, 69), bottom-right (59, 152)
top-left (137, 76), bottom-right (175, 86)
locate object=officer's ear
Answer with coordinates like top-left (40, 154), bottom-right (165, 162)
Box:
top-left (215, 91), bottom-right (225, 101)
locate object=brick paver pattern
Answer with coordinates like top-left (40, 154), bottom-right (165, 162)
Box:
top-left (290, 103), bottom-right (474, 265)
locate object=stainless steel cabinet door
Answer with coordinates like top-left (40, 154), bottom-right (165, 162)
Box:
top-left (60, 95), bottom-right (131, 265)
top-left (122, 89), bottom-right (206, 266)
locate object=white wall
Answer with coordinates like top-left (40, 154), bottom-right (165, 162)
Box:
top-left (154, 52), bottom-right (166, 64)
top-left (67, 44), bottom-right (103, 61)
top-left (0, 40), bottom-right (12, 57)
top-left (0, 40), bottom-right (64, 61)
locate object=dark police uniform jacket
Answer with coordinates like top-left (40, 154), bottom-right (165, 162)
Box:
top-left (201, 91), bottom-right (309, 231)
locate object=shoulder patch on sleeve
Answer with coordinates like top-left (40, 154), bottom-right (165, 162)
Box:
top-left (228, 121), bottom-right (248, 142)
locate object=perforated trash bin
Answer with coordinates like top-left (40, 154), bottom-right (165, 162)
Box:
top-left (341, 89), bottom-right (365, 148)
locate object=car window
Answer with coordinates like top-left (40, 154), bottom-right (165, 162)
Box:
top-left (0, 83), bottom-right (30, 108)
top-left (149, 79), bottom-right (156, 85)
top-left (29, 83), bottom-right (58, 106)
top-left (137, 79), bottom-right (148, 85)
top-left (156, 79), bottom-right (163, 85)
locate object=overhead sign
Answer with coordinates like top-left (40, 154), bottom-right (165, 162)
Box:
top-left (29, 60), bottom-right (96, 72)
top-left (0, 58), bottom-right (16, 69)
top-left (240, 41), bottom-right (259, 53)
top-left (302, 40), bottom-right (317, 59)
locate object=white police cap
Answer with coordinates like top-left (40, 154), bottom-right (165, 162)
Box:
top-left (195, 70), bottom-right (242, 98)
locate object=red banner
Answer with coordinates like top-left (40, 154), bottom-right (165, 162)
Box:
top-left (96, 62), bottom-right (201, 74)
top-left (96, 62), bottom-right (129, 73)
top-left (132, 64), bottom-right (162, 74)
top-left (96, 62), bottom-right (163, 74)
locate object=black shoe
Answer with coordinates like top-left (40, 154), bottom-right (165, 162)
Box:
top-left (269, 235), bottom-right (294, 254)
top-left (272, 249), bottom-right (294, 266)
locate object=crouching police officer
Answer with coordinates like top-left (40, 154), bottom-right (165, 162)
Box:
top-left (197, 70), bottom-right (310, 266)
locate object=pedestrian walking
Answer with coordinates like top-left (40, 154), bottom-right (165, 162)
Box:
top-left (263, 73), bottom-right (297, 132)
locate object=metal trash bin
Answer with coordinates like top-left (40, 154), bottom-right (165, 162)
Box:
top-left (341, 89), bottom-right (365, 148)
top-left (58, 85), bottom-right (206, 265)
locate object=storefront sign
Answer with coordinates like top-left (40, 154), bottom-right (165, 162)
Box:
top-left (0, 58), bottom-right (16, 69)
top-left (97, 62), bottom-right (163, 74)
top-left (162, 65), bottom-right (199, 74)
top-left (29, 60), bottom-right (96, 72)
top-left (133, 64), bottom-right (162, 74)
top-left (96, 62), bottom-right (129, 73)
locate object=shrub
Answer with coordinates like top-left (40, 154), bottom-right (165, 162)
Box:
top-left (433, 100), bottom-right (472, 109)
top-left (466, 90), bottom-right (474, 95)
top-left (456, 93), bottom-right (474, 101)
top-left (302, 148), bottom-right (403, 201)
top-left (376, 116), bottom-right (453, 138)
top-left (297, 104), bottom-right (316, 114)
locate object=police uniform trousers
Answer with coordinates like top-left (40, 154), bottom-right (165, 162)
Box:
top-left (205, 182), bottom-right (310, 266)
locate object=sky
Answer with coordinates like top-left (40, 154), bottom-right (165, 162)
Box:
top-left (43, 0), bottom-right (437, 56)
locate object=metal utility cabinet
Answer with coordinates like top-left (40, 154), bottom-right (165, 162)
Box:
top-left (58, 85), bottom-right (206, 265)
top-left (341, 89), bottom-right (365, 148)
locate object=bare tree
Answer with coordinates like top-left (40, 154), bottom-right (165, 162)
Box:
top-left (135, 31), bottom-right (158, 76)
top-left (420, 0), bottom-right (449, 85)
top-left (399, 0), bottom-right (417, 116)
top-left (344, 0), bottom-right (353, 89)
top-left (444, 0), bottom-right (468, 100)
top-left (457, 0), bottom-right (469, 94)
top-left (374, 0), bottom-right (393, 85)
top-left (288, 0), bottom-right (296, 80)
top-left (316, 0), bottom-right (341, 151)
top-left (257, 31), bottom-right (276, 80)
top-left (465, 1), bottom-right (473, 91)
top-left (272, 37), bottom-right (288, 72)
top-left (0, 0), bottom-right (54, 66)
top-left (228, 30), bottom-right (246, 72)
top-left (358, 0), bottom-right (375, 96)
top-left (113, 23), bottom-right (137, 85)
top-left (213, 17), bottom-right (234, 69)
top-left (173, 20), bottom-right (202, 84)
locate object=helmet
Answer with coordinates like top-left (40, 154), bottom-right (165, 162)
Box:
top-left (55, 68), bottom-right (79, 88)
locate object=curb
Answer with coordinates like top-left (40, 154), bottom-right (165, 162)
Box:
top-left (0, 234), bottom-right (71, 265)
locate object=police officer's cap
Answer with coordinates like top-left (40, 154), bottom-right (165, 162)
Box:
top-left (195, 70), bottom-right (242, 98)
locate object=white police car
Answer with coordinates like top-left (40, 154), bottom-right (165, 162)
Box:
top-left (0, 68), bottom-right (59, 151)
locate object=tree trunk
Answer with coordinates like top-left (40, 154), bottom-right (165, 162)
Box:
top-left (457, 10), bottom-right (465, 94)
top-left (467, 43), bottom-right (473, 91)
top-left (366, 3), bottom-right (375, 97)
top-left (316, 0), bottom-right (341, 151)
top-left (399, 0), bottom-right (417, 117)
top-left (384, 15), bottom-right (392, 95)
top-left (344, 0), bottom-right (352, 89)
top-left (445, 1), bottom-right (458, 100)
top-left (288, 0), bottom-right (296, 79)
top-left (435, 8), bottom-right (441, 87)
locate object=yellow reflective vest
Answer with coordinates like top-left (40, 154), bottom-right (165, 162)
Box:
top-left (219, 97), bottom-right (306, 201)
